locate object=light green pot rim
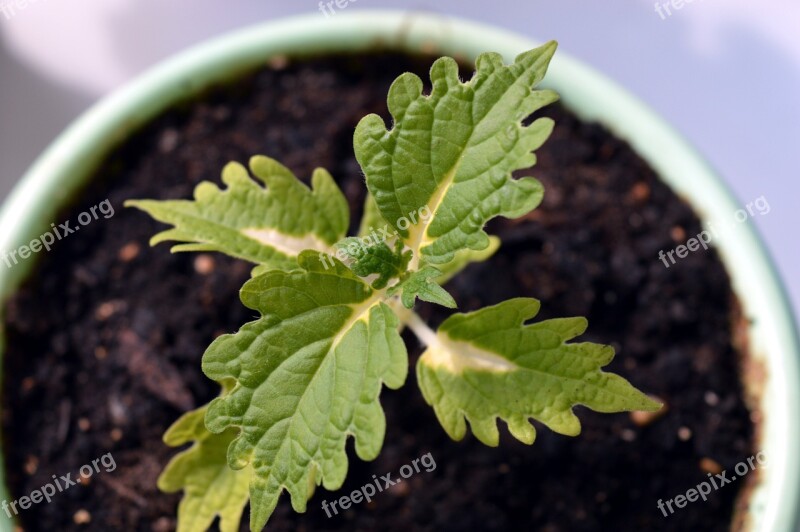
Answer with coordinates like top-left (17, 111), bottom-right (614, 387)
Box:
top-left (0, 10), bottom-right (796, 531)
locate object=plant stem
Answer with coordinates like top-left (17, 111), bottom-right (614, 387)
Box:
top-left (386, 297), bottom-right (438, 348)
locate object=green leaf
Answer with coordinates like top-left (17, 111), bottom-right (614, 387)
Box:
top-left (354, 43), bottom-right (558, 265)
top-left (202, 251), bottom-right (407, 530)
top-left (416, 298), bottom-right (662, 446)
top-left (335, 237), bottom-right (410, 289)
top-left (158, 400), bottom-right (251, 532)
top-left (390, 266), bottom-right (456, 309)
top-left (126, 156), bottom-right (348, 270)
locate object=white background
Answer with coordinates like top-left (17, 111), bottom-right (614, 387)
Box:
top-left (0, 0), bottom-right (798, 322)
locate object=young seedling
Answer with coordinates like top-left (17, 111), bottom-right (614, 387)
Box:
top-left (127, 42), bottom-right (661, 532)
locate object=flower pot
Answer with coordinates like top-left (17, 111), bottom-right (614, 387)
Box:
top-left (0, 10), bottom-right (797, 531)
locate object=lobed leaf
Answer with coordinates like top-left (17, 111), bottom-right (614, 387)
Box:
top-left (202, 251), bottom-right (407, 530)
top-left (390, 266), bottom-right (457, 309)
top-left (355, 42), bottom-right (559, 266)
top-left (417, 298), bottom-right (662, 446)
top-left (126, 156), bottom-right (348, 271)
top-left (158, 400), bottom-right (251, 532)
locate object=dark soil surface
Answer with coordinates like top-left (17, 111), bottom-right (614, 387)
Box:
top-left (2, 52), bottom-right (753, 531)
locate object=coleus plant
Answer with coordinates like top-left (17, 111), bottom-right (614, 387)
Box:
top-left (127, 41), bottom-right (660, 531)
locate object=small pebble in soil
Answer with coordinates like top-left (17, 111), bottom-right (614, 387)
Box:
top-left (152, 516), bottom-right (174, 532)
top-left (705, 391), bottom-right (720, 406)
top-left (117, 242), bottom-right (141, 262)
top-left (620, 429), bottom-right (637, 442)
top-left (94, 301), bottom-right (126, 321)
top-left (72, 510), bottom-right (91, 525)
top-left (630, 182), bottom-right (650, 202)
top-left (158, 129), bottom-right (179, 154)
top-left (110, 428), bottom-right (123, 442)
top-left (108, 395), bottom-right (128, 425)
top-left (94, 346), bottom-right (107, 360)
top-left (700, 458), bottom-right (724, 475)
top-left (390, 479), bottom-right (411, 497)
top-left (670, 225), bottom-right (687, 242)
top-left (77, 418), bottom-right (91, 431)
top-left (193, 254), bottom-right (215, 275)
top-left (21, 377), bottom-right (35, 393)
top-left (23, 455), bottom-right (38, 475)
top-left (678, 426), bottom-right (693, 441)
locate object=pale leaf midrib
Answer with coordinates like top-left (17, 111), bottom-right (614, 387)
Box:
top-left (242, 227), bottom-right (333, 257)
top-left (406, 63), bottom-right (535, 266)
top-left (423, 335), bottom-right (518, 374)
top-left (254, 289), bottom-right (385, 492)
top-left (153, 208), bottom-right (334, 257)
